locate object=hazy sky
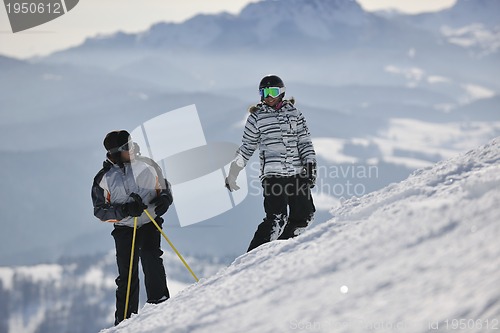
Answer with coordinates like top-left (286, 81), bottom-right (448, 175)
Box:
top-left (0, 0), bottom-right (457, 59)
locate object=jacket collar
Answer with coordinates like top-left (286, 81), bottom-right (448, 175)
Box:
top-left (248, 98), bottom-right (296, 114)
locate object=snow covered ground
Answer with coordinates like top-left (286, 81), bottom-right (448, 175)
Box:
top-left (102, 137), bottom-right (500, 333)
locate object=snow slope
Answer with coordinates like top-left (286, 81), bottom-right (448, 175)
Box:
top-left (102, 138), bottom-right (500, 333)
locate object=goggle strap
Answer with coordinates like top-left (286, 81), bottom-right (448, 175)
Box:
top-left (108, 141), bottom-right (134, 154)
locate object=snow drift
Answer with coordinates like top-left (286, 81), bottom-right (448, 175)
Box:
top-left (102, 138), bottom-right (500, 333)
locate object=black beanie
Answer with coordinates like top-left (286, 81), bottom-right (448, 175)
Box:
top-left (103, 130), bottom-right (131, 153)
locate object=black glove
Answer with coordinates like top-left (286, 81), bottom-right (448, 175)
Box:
top-left (155, 216), bottom-right (164, 225)
top-left (304, 162), bottom-right (317, 188)
top-left (150, 195), bottom-right (171, 217)
top-left (122, 200), bottom-right (147, 217)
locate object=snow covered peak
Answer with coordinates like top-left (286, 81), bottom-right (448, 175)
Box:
top-left (413, 0), bottom-right (500, 29)
top-left (101, 137), bottom-right (500, 333)
top-left (232, 0), bottom-right (372, 43)
top-left (139, 13), bottom-right (228, 49)
top-left (453, 0), bottom-right (500, 9)
top-left (240, 0), bottom-right (364, 17)
top-left (240, 0), bottom-right (368, 28)
top-left (448, 0), bottom-right (500, 25)
top-left (97, 0), bottom-right (372, 51)
top-left (140, 0), bottom-right (372, 49)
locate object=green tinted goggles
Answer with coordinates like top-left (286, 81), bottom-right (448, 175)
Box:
top-left (259, 86), bottom-right (285, 99)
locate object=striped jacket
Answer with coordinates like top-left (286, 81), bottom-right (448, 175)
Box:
top-left (234, 98), bottom-right (316, 179)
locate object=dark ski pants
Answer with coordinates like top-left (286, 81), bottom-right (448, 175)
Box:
top-left (112, 218), bottom-right (170, 326)
top-left (247, 175), bottom-right (315, 252)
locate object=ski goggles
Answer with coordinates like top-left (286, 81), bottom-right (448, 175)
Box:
top-left (108, 140), bottom-right (135, 154)
top-left (259, 86), bottom-right (286, 99)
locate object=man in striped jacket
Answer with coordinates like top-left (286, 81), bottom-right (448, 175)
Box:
top-left (225, 75), bottom-right (316, 252)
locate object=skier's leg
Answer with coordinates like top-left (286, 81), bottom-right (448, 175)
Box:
top-left (138, 218), bottom-right (170, 304)
top-left (247, 176), bottom-right (288, 252)
top-left (279, 176), bottom-right (315, 240)
top-left (112, 226), bottom-right (140, 326)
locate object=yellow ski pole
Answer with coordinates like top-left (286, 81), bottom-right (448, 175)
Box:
top-left (124, 216), bottom-right (138, 321)
top-left (143, 209), bottom-right (199, 282)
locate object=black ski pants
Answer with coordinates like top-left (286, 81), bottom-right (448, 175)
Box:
top-left (112, 218), bottom-right (170, 326)
top-left (247, 175), bottom-right (315, 252)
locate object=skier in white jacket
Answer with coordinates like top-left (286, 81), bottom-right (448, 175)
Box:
top-left (92, 130), bottom-right (172, 325)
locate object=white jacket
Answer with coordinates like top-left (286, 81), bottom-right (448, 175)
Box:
top-left (92, 159), bottom-right (160, 227)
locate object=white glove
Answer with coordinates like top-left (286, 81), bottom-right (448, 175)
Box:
top-left (225, 161), bottom-right (243, 192)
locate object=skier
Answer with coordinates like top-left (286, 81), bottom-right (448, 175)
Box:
top-left (225, 75), bottom-right (316, 252)
top-left (91, 130), bottom-right (172, 325)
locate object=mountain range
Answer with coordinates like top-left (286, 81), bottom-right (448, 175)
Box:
top-left (0, 0), bottom-right (498, 267)
top-left (0, 252), bottom-right (229, 333)
top-left (0, 1), bottom-right (499, 332)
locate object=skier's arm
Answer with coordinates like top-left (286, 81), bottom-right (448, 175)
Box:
top-left (225, 113), bottom-right (259, 191)
top-left (296, 110), bottom-right (316, 164)
top-left (235, 113), bottom-right (260, 166)
top-left (91, 178), bottom-right (128, 222)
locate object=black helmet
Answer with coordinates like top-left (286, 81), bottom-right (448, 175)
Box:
top-left (103, 130), bottom-right (131, 153)
top-left (103, 130), bottom-right (134, 165)
top-left (259, 75), bottom-right (285, 89)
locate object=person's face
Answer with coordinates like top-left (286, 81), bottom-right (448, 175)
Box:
top-left (263, 95), bottom-right (281, 107)
top-left (119, 143), bottom-right (135, 163)
top-left (120, 151), bottom-right (131, 163)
